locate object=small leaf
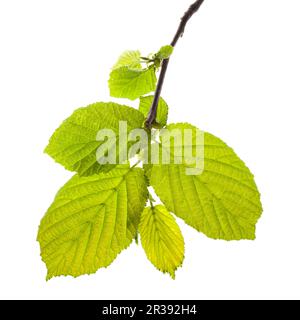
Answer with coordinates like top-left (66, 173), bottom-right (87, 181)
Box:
top-left (113, 50), bottom-right (142, 70)
top-left (157, 45), bottom-right (174, 60)
top-left (139, 96), bottom-right (169, 128)
top-left (45, 102), bottom-right (144, 176)
top-left (139, 205), bottom-right (184, 279)
top-left (37, 165), bottom-right (148, 279)
top-left (109, 66), bottom-right (157, 100)
top-left (146, 123), bottom-right (263, 240)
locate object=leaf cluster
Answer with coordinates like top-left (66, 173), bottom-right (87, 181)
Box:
top-left (38, 46), bottom-right (262, 279)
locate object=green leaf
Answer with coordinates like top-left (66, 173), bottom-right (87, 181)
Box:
top-left (45, 102), bottom-right (144, 176)
top-left (37, 165), bottom-right (148, 279)
top-left (139, 205), bottom-right (184, 279)
top-left (109, 66), bottom-right (157, 100)
top-left (139, 96), bottom-right (169, 128)
top-left (146, 123), bottom-right (263, 240)
top-left (113, 50), bottom-right (142, 70)
top-left (157, 45), bottom-right (174, 60)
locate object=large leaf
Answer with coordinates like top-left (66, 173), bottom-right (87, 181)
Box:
top-left (139, 205), bottom-right (184, 279)
top-left (109, 66), bottom-right (157, 100)
top-left (37, 165), bottom-right (148, 279)
top-left (139, 95), bottom-right (168, 128)
top-left (146, 123), bottom-right (263, 240)
top-left (45, 102), bottom-right (144, 176)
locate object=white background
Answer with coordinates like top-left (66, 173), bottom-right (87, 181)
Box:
top-left (0, 0), bottom-right (299, 300)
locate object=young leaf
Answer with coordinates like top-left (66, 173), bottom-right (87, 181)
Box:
top-left (139, 95), bottom-right (169, 128)
top-left (146, 123), bottom-right (263, 241)
top-left (109, 66), bottom-right (157, 100)
top-left (37, 165), bottom-right (148, 279)
top-left (156, 45), bottom-right (174, 60)
top-left (113, 50), bottom-right (142, 70)
top-left (45, 102), bottom-right (144, 176)
top-left (139, 205), bottom-right (184, 279)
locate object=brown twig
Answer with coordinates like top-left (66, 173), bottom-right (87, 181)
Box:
top-left (145, 0), bottom-right (205, 128)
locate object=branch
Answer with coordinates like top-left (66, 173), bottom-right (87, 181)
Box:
top-left (145, 0), bottom-right (205, 128)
